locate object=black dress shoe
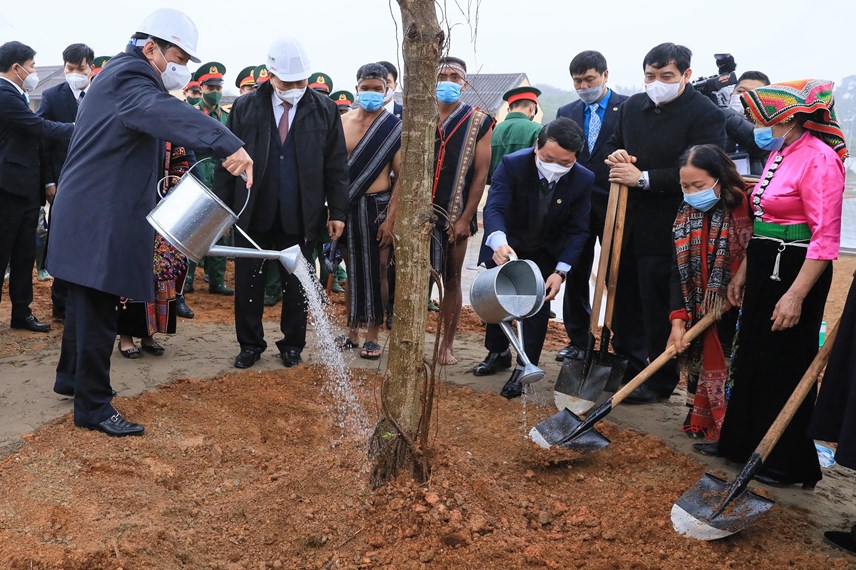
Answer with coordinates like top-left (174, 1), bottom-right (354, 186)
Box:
top-left (10, 315), bottom-right (51, 332)
top-left (823, 524), bottom-right (856, 554)
top-left (555, 344), bottom-right (587, 362)
top-left (281, 349), bottom-right (303, 368)
top-left (80, 412), bottom-right (144, 437)
top-left (500, 369), bottom-right (524, 399)
top-left (140, 341), bottom-right (165, 356)
top-left (755, 468), bottom-right (817, 490)
top-left (692, 442), bottom-right (723, 457)
top-left (623, 384), bottom-right (670, 405)
top-left (176, 296), bottom-right (194, 319)
top-left (234, 348), bottom-right (262, 369)
top-left (473, 349), bottom-right (512, 376)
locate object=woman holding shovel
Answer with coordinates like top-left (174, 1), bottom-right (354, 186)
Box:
top-left (703, 80), bottom-right (847, 488)
top-left (667, 145), bottom-right (752, 441)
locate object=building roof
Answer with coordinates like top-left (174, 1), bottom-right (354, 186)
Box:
top-left (392, 72), bottom-right (531, 117)
top-left (27, 65), bottom-right (65, 107)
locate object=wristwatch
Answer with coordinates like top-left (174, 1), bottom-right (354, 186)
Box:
top-left (636, 175), bottom-right (646, 188)
top-left (553, 269), bottom-right (567, 282)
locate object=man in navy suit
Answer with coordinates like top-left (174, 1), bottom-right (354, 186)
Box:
top-left (477, 118), bottom-right (593, 399)
top-left (46, 9), bottom-right (253, 437)
top-left (0, 41), bottom-right (74, 333)
top-left (556, 51), bottom-right (629, 362)
top-left (37, 42), bottom-right (95, 321)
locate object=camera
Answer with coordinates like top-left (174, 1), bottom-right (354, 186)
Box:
top-left (691, 53), bottom-right (738, 108)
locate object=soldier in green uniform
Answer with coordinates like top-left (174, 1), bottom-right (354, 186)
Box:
top-left (184, 62), bottom-right (233, 296)
top-left (489, 86), bottom-right (543, 178)
top-left (90, 55), bottom-right (110, 77)
top-left (253, 64), bottom-right (269, 88)
top-left (309, 72), bottom-right (333, 95)
top-left (183, 79), bottom-right (202, 106)
top-left (330, 90), bottom-right (354, 115)
top-left (235, 65), bottom-right (255, 95)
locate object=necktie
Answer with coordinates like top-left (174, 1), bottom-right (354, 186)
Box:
top-left (587, 103), bottom-right (601, 154)
top-left (78, 91), bottom-right (85, 105)
top-left (278, 102), bottom-right (292, 144)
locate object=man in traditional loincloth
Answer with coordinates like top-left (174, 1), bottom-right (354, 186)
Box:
top-left (339, 63), bottom-right (401, 359)
top-left (432, 56), bottom-right (493, 365)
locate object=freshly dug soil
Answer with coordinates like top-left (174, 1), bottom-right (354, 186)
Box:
top-left (0, 366), bottom-right (847, 569)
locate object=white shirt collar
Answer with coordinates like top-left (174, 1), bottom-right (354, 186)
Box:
top-left (0, 75), bottom-right (24, 96)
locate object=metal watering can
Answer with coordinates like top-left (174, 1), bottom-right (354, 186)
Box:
top-left (469, 255), bottom-right (546, 384)
top-left (146, 165), bottom-right (301, 273)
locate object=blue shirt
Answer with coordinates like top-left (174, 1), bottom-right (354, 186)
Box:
top-left (582, 88), bottom-right (612, 141)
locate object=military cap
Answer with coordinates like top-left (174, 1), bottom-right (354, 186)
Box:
top-left (235, 65), bottom-right (256, 90)
top-left (91, 55), bottom-right (111, 76)
top-left (330, 90), bottom-right (354, 107)
top-left (254, 64), bottom-right (270, 84)
top-left (194, 62), bottom-right (226, 86)
top-left (183, 80), bottom-right (201, 92)
top-left (309, 72), bottom-right (333, 94)
top-left (502, 85), bottom-right (541, 104)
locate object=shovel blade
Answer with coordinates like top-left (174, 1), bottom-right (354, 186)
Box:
top-left (554, 358), bottom-right (600, 414)
top-left (529, 409), bottom-right (611, 455)
top-left (671, 473), bottom-right (775, 541)
top-left (600, 353), bottom-right (629, 393)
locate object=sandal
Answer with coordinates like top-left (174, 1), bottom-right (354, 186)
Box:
top-left (360, 341), bottom-right (382, 360)
top-left (335, 335), bottom-right (358, 351)
top-left (117, 340), bottom-right (141, 360)
top-left (140, 340), bottom-right (165, 356)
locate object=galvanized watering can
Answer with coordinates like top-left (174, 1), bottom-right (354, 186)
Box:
top-left (146, 167), bottom-right (300, 274)
top-left (470, 256), bottom-right (546, 384)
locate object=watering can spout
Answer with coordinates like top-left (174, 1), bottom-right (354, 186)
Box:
top-left (278, 245), bottom-right (301, 275)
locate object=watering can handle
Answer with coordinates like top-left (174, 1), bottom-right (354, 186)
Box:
top-left (155, 175), bottom-right (182, 199)
top-left (507, 253), bottom-right (518, 262)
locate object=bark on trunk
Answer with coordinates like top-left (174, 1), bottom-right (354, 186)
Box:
top-left (368, 0), bottom-right (444, 487)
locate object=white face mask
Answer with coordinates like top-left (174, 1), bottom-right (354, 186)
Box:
top-left (645, 79), bottom-right (683, 106)
top-left (16, 65), bottom-right (39, 92)
top-left (65, 72), bottom-right (90, 91)
top-left (535, 154), bottom-right (573, 184)
top-left (156, 46), bottom-right (192, 92)
top-left (729, 93), bottom-right (744, 114)
top-left (275, 86), bottom-right (306, 106)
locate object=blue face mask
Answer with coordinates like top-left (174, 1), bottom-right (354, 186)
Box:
top-left (436, 81), bottom-right (462, 104)
top-left (357, 91), bottom-right (384, 112)
top-left (683, 180), bottom-right (720, 212)
top-left (754, 123), bottom-right (795, 152)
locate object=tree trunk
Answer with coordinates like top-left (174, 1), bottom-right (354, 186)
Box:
top-left (368, 0), bottom-right (444, 487)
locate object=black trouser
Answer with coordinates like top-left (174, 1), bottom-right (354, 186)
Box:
top-left (54, 283), bottom-right (120, 426)
top-left (0, 190), bottom-right (39, 321)
top-left (611, 247), bottom-right (678, 397)
top-left (51, 278), bottom-right (70, 317)
top-left (482, 250), bottom-right (554, 366)
top-left (234, 227), bottom-right (313, 354)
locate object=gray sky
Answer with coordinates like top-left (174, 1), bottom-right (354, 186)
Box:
top-left (2, 1), bottom-right (854, 95)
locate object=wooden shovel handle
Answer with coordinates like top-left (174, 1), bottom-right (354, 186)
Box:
top-left (590, 183), bottom-right (622, 335)
top-left (610, 306), bottom-right (729, 407)
top-left (756, 316), bottom-right (840, 462)
top-left (603, 185), bottom-right (628, 329)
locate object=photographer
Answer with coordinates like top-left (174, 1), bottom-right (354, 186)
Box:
top-left (724, 71), bottom-right (771, 175)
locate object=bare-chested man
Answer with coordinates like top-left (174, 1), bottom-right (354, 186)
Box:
top-left (432, 56), bottom-right (493, 364)
top-left (339, 62), bottom-right (402, 359)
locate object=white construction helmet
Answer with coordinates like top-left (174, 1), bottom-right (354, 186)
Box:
top-left (137, 8), bottom-right (201, 63)
top-left (266, 37), bottom-right (311, 82)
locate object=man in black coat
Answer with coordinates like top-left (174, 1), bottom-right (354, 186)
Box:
top-left (477, 119), bottom-right (592, 399)
top-left (214, 37), bottom-right (348, 370)
top-left (0, 41), bottom-right (74, 334)
top-left (37, 42), bottom-right (95, 321)
top-left (605, 43), bottom-right (725, 404)
top-left (47, 9), bottom-right (252, 437)
top-left (555, 50), bottom-right (629, 364)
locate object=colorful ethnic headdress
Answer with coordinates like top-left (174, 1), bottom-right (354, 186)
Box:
top-left (741, 79), bottom-right (848, 160)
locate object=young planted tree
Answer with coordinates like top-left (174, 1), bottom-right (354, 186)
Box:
top-left (368, 0), bottom-right (444, 487)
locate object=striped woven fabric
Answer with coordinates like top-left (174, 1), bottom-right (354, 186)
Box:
top-left (740, 79), bottom-right (848, 160)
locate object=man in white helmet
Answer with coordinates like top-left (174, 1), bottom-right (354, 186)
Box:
top-left (214, 36), bottom-right (348, 370)
top-left (46, 8), bottom-right (253, 437)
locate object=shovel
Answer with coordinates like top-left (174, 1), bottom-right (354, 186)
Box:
top-left (554, 183), bottom-right (628, 412)
top-left (671, 316), bottom-right (840, 541)
top-left (532, 307), bottom-right (727, 452)
top-left (324, 239), bottom-right (340, 294)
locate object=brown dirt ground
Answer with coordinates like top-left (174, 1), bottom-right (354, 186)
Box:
top-left (0, 367), bottom-right (849, 570)
top-left (2, 258), bottom-right (856, 568)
